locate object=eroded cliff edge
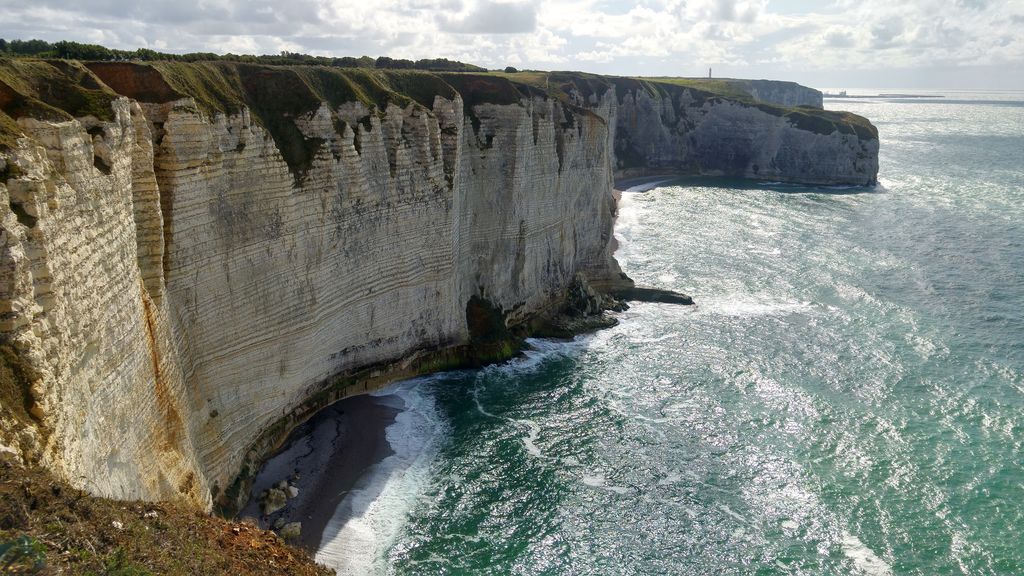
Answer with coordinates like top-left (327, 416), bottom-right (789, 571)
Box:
top-left (0, 59), bottom-right (879, 512)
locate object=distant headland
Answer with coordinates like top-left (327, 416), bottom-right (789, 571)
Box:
top-left (824, 90), bottom-right (945, 99)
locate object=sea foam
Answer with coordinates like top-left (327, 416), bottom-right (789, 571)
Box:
top-left (841, 531), bottom-right (894, 576)
top-left (315, 379), bottom-right (448, 575)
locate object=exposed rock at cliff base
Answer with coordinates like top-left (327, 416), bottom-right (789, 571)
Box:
top-left (614, 286), bottom-right (695, 306)
top-left (280, 522), bottom-right (303, 541)
top-left (261, 487), bottom-right (288, 516)
top-left (531, 273), bottom-right (626, 339)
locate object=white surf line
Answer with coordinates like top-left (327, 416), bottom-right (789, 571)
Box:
top-left (706, 295), bottom-right (814, 317)
top-left (841, 531), bottom-right (894, 576)
top-left (622, 177), bottom-right (677, 193)
top-left (520, 419), bottom-right (544, 458)
top-left (471, 383), bottom-right (500, 419)
top-left (469, 338), bottom-right (592, 460)
top-left (472, 383), bottom-right (548, 460)
top-left (316, 380), bottom-right (447, 576)
top-left (720, 504), bottom-right (750, 525)
top-left (581, 473), bottom-right (631, 495)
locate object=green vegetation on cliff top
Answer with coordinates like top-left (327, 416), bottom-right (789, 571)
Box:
top-left (0, 58), bottom-right (118, 149)
top-left (649, 76), bottom-right (876, 140)
top-left (473, 70), bottom-right (875, 141)
top-left (97, 61), bottom-right (461, 118)
top-left (109, 62), bottom-right (462, 180)
top-left (490, 71), bottom-right (877, 141)
top-left (0, 57), bottom-right (877, 164)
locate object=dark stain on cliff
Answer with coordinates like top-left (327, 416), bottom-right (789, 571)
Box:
top-left (439, 73), bottom-right (526, 148)
top-left (139, 287), bottom-right (185, 461)
top-left (512, 220), bottom-right (527, 288)
top-left (7, 198), bottom-right (37, 228)
top-left (0, 344), bottom-right (46, 456)
top-left (235, 66), bottom-right (325, 186)
top-left (465, 295), bottom-right (521, 364)
top-left (154, 168), bottom-right (175, 283)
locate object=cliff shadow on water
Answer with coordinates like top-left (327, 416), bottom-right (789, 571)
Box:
top-left (0, 56), bottom-right (878, 546)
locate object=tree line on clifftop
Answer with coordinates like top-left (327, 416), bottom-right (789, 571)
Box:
top-left (0, 38), bottom-right (487, 72)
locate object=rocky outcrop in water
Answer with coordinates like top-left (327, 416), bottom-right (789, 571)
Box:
top-left (0, 60), bottom-right (878, 511)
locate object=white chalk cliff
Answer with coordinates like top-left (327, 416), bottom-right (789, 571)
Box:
top-left (0, 61), bottom-right (878, 510)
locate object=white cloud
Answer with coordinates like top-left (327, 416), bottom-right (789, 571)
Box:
top-left (0, 0), bottom-right (1021, 88)
top-left (439, 1), bottom-right (537, 34)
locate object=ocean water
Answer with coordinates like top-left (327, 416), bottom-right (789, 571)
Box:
top-left (323, 91), bottom-right (1024, 575)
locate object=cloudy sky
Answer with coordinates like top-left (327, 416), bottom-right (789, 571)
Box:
top-left (2, 0), bottom-right (1023, 89)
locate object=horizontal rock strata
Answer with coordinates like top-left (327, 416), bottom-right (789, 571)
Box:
top-left (0, 60), bottom-right (879, 510)
top-left (611, 79), bottom-right (877, 185)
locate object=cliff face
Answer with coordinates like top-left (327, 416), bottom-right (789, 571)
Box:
top-left (731, 79), bottom-right (823, 108)
top-left (1, 62), bottom-right (621, 509)
top-left (613, 80), bottom-right (877, 185)
top-left (0, 61), bottom-right (878, 509)
top-left (0, 96), bottom-right (207, 503)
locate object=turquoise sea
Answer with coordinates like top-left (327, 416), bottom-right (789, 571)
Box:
top-left (321, 91), bottom-right (1024, 575)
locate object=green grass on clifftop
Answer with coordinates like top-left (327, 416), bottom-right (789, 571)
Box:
top-left (480, 71), bottom-right (875, 140)
top-left (0, 58), bottom-right (119, 150)
top-left (100, 62), bottom-right (461, 121)
top-left (641, 77), bottom-right (756, 101)
top-left (479, 70), bottom-right (611, 106)
top-left (1, 59), bottom-right (877, 165)
top-left (652, 77), bottom-right (876, 139)
top-left (86, 62), bottom-right (468, 180)
top-left (782, 107), bottom-right (878, 140)
top-left (0, 110), bottom-right (20, 150)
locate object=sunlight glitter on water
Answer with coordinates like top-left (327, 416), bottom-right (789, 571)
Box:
top-left (369, 92), bottom-right (1024, 575)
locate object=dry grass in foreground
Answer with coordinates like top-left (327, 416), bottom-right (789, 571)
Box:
top-left (0, 456), bottom-right (331, 575)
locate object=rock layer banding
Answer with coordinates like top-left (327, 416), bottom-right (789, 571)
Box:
top-left (0, 61), bottom-right (878, 511)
